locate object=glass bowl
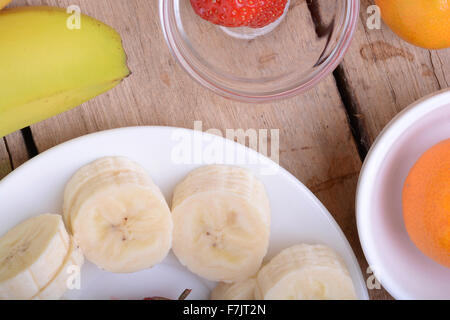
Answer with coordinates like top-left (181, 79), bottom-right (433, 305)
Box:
top-left (160, 0), bottom-right (359, 102)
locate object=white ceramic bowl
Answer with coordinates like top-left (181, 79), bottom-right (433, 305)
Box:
top-left (356, 89), bottom-right (450, 300)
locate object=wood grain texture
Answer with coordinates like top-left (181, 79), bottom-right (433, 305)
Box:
top-left (337, 0), bottom-right (450, 149)
top-left (0, 132), bottom-right (29, 179)
top-left (4, 131), bottom-right (30, 169)
top-left (0, 139), bottom-right (12, 180)
top-left (6, 0), bottom-right (391, 299)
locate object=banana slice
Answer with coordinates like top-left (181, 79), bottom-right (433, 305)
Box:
top-left (63, 157), bottom-right (149, 232)
top-left (172, 165), bottom-right (271, 282)
top-left (255, 244), bottom-right (357, 300)
top-left (0, 214), bottom-right (70, 300)
top-left (64, 157), bottom-right (173, 273)
top-left (210, 277), bottom-right (257, 300)
top-left (33, 239), bottom-right (84, 300)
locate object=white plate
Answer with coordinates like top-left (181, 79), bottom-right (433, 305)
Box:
top-left (0, 126), bottom-right (368, 300)
top-left (357, 89), bottom-right (450, 300)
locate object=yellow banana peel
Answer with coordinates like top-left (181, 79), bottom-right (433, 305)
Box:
top-left (0, 6), bottom-right (130, 137)
top-left (0, 0), bottom-right (11, 10)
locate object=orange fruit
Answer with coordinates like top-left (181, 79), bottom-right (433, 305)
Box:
top-left (376, 0), bottom-right (450, 49)
top-left (0, 0), bottom-right (12, 10)
top-left (402, 139), bottom-right (450, 268)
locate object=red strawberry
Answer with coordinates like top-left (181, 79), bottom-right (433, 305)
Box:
top-left (190, 0), bottom-right (288, 28)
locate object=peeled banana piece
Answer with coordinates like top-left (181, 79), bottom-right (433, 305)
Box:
top-left (255, 244), bottom-right (357, 300)
top-left (172, 165), bottom-right (271, 282)
top-left (64, 157), bottom-right (173, 273)
top-left (63, 157), bottom-right (149, 232)
top-left (0, 214), bottom-right (70, 300)
top-left (0, 7), bottom-right (130, 138)
top-left (33, 239), bottom-right (84, 300)
top-left (210, 277), bottom-right (257, 300)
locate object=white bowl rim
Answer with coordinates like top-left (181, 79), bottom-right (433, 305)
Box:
top-left (356, 88), bottom-right (450, 300)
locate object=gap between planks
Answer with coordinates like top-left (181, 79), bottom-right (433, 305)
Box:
top-left (306, 0), bottom-right (369, 161)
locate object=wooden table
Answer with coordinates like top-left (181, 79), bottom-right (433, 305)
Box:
top-left (1, 0), bottom-right (449, 300)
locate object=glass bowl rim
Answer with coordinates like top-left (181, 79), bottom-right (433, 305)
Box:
top-left (160, 0), bottom-right (360, 103)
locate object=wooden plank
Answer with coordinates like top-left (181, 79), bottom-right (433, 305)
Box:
top-left (430, 51), bottom-right (450, 88)
top-left (0, 139), bottom-right (12, 180)
top-left (10, 0), bottom-right (379, 298)
top-left (337, 0), bottom-right (450, 148)
top-left (0, 132), bottom-right (29, 179)
top-left (4, 131), bottom-right (30, 169)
